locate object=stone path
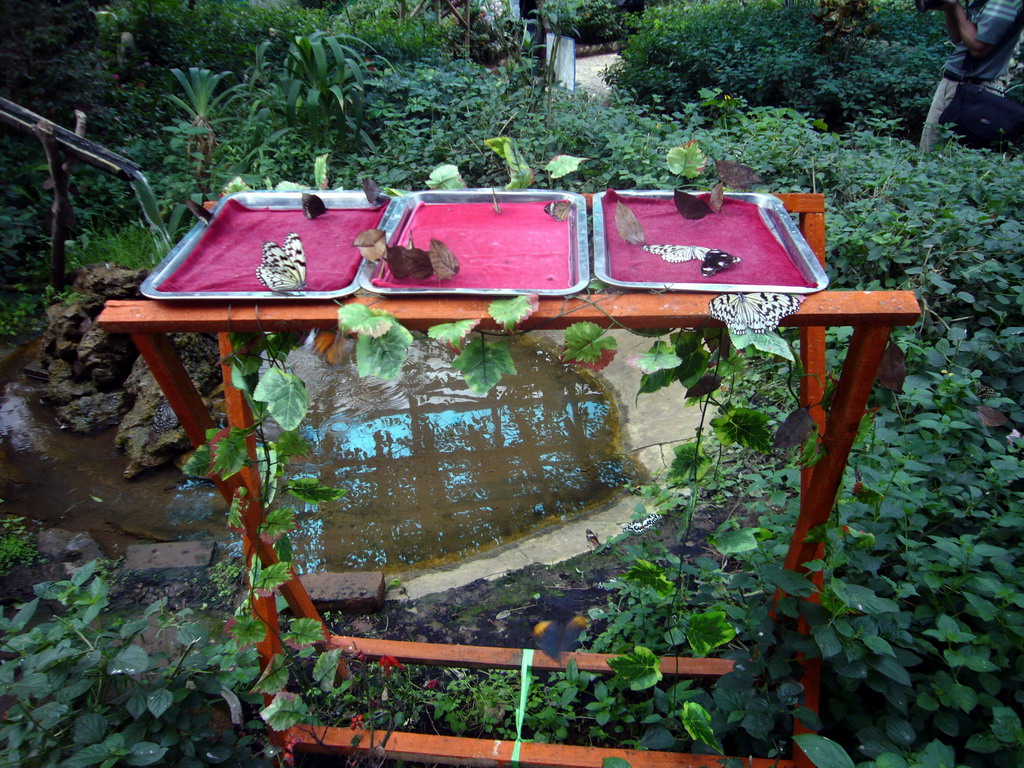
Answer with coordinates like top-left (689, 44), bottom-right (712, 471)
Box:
top-left (574, 52), bottom-right (620, 99)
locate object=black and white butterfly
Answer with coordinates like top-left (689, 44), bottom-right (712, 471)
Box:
top-left (642, 244), bottom-right (741, 277)
top-left (700, 250), bottom-right (741, 276)
top-left (709, 292), bottom-right (804, 335)
top-left (622, 512), bottom-right (664, 535)
top-left (257, 232), bottom-right (306, 293)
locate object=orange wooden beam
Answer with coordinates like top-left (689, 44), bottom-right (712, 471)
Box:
top-left (285, 724), bottom-right (798, 768)
top-left (98, 291), bottom-right (920, 335)
top-left (328, 635), bottom-right (734, 677)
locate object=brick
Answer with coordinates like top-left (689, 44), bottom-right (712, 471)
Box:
top-left (299, 572), bottom-right (385, 615)
top-left (124, 541), bottom-right (214, 571)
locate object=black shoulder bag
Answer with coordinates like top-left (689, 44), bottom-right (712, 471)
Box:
top-left (938, 2), bottom-right (1024, 146)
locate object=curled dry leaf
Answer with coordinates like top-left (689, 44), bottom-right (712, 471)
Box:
top-left (709, 182), bottom-right (725, 212)
top-left (715, 160), bottom-right (764, 190)
top-left (976, 405), bottom-right (1008, 427)
top-left (774, 406), bottom-right (815, 450)
top-left (386, 244), bottom-right (434, 280)
top-left (353, 228), bottom-right (387, 262)
top-left (877, 341), bottom-right (906, 393)
top-left (615, 200), bottom-right (647, 245)
top-left (685, 373), bottom-right (722, 399)
top-left (428, 238), bottom-right (460, 281)
top-left (674, 188), bottom-right (712, 220)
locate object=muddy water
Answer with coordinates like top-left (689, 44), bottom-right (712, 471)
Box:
top-left (1, 337), bottom-right (634, 572)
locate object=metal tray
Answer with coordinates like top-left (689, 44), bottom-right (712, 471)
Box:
top-left (141, 190), bottom-right (391, 300)
top-left (359, 189), bottom-right (589, 296)
top-left (593, 191), bottom-right (828, 294)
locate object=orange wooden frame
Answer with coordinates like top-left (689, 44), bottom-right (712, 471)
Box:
top-left (97, 194), bottom-right (920, 768)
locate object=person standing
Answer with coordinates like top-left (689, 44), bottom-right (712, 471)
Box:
top-left (919, 0), bottom-right (1024, 151)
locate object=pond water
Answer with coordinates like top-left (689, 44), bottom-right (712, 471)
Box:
top-left (0, 337), bottom-right (635, 572)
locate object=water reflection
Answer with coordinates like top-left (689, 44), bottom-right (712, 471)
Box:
top-left (2, 338), bottom-right (633, 571)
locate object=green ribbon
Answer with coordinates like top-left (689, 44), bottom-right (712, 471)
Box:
top-left (510, 648), bottom-right (534, 767)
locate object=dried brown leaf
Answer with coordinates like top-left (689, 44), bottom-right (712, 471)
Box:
top-left (353, 228), bottom-right (387, 262)
top-left (686, 373), bottom-right (723, 399)
top-left (386, 244), bottom-right (433, 280)
top-left (709, 182), bottom-right (725, 212)
top-left (673, 188), bottom-right (712, 220)
top-left (715, 160), bottom-right (764, 190)
top-left (976, 405), bottom-right (1008, 427)
top-left (877, 341), bottom-right (906, 393)
top-left (774, 406), bottom-right (815, 450)
top-left (428, 238), bottom-right (460, 281)
top-left (615, 200), bottom-right (647, 245)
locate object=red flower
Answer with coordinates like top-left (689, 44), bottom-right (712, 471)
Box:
top-left (350, 714), bottom-right (364, 730)
top-left (379, 655), bottom-right (405, 677)
top-left (423, 678), bottom-right (442, 690)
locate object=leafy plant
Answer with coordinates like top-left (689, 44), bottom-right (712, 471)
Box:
top-left (0, 516), bottom-right (40, 576)
top-left (0, 562), bottom-right (269, 767)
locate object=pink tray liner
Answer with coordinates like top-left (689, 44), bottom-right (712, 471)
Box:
top-left (601, 193), bottom-right (815, 288)
top-left (371, 200), bottom-right (574, 290)
top-left (156, 198), bottom-right (384, 293)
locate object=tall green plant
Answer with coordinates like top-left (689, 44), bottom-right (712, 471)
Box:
top-left (165, 67), bottom-right (240, 191)
top-left (259, 32), bottom-right (376, 151)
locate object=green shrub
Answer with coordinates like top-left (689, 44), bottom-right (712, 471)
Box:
top-left (544, 0), bottom-right (636, 44)
top-left (0, 562), bottom-right (270, 767)
top-left (609, 0), bottom-right (947, 134)
top-left (0, 517), bottom-right (39, 576)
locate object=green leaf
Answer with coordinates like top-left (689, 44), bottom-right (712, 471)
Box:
top-left (252, 367), bottom-right (308, 432)
top-left (603, 759), bottom-right (633, 768)
top-left (356, 321), bottom-right (413, 379)
top-left (452, 337), bottom-right (516, 394)
top-left (608, 646), bottom-right (663, 691)
top-left (210, 429), bottom-right (249, 479)
top-left (285, 477), bottom-right (346, 504)
top-left (681, 701), bottom-right (722, 753)
top-left (313, 649), bottom-right (343, 691)
top-left (672, 331), bottom-right (709, 387)
top-left (666, 140), bottom-right (707, 178)
top-left (426, 163), bottom-right (465, 190)
top-left (427, 319), bottom-right (480, 350)
top-left (253, 561), bottom-right (292, 597)
top-left (65, 742), bottom-right (115, 768)
top-left (126, 742), bottom-right (167, 767)
top-left (146, 688), bottom-right (174, 719)
top-left (638, 367), bottom-right (677, 394)
top-left (793, 734), bottom-right (857, 768)
top-left (709, 528), bottom-right (758, 555)
top-left (563, 322), bottom-right (617, 364)
top-left (629, 341), bottom-right (682, 374)
top-left (711, 407), bottom-right (773, 453)
top-left (182, 445), bottom-right (213, 477)
top-left (488, 295), bottom-right (538, 330)
top-left (337, 304), bottom-right (393, 338)
top-left (668, 441), bottom-right (711, 484)
top-left (73, 713), bottom-right (109, 745)
top-left (108, 645), bottom-right (150, 675)
top-left (624, 560), bottom-right (675, 597)
top-left (285, 617), bottom-right (325, 648)
top-left (260, 692), bottom-right (308, 731)
top-left (274, 429), bottom-right (312, 461)
top-left (253, 652), bottom-right (290, 695)
top-left (484, 136), bottom-right (533, 189)
top-left (686, 611), bottom-right (736, 657)
top-left (545, 154), bottom-right (587, 178)
top-left (262, 507), bottom-right (296, 541)
top-left (229, 614), bottom-right (268, 646)
top-left (314, 153), bottom-right (329, 189)
top-left (733, 329), bottom-right (795, 361)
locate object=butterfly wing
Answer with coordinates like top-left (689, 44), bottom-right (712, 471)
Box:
top-left (302, 192), bottom-right (327, 219)
top-left (709, 292), bottom-right (804, 334)
top-left (544, 200), bottom-right (571, 222)
top-left (257, 232), bottom-right (307, 293)
top-left (700, 249), bottom-right (741, 276)
top-left (642, 245), bottom-right (708, 263)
